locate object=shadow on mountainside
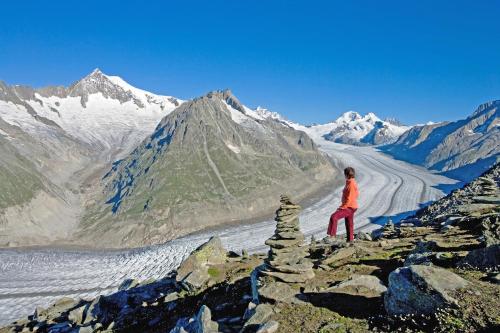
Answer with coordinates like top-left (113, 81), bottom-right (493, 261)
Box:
top-left (433, 181), bottom-right (466, 195)
top-left (439, 155), bottom-right (500, 183)
top-left (367, 201), bottom-right (433, 227)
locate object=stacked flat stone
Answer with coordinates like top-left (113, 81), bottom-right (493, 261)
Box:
top-left (381, 219), bottom-right (397, 239)
top-left (260, 195), bottom-right (314, 283)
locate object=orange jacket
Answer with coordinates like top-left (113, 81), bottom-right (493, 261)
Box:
top-left (340, 178), bottom-right (359, 209)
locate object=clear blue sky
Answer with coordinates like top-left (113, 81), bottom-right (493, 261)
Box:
top-left (1, 1), bottom-right (499, 125)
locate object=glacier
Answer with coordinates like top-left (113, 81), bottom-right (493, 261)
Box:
top-left (0, 136), bottom-right (458, 325)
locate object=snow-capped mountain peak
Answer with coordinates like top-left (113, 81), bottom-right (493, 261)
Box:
top-left (66, 69), bottom-right (181, 109)
top-left (209, 103), bottom-right (409, 147)
top-left (0, 69), bottom-right (183, 154)
top-left (203, 90), bottom-right (292, 126)
top-left (336, 111), bottom-right (363, 123)
top-left (67, 68), bottom-right (135, 107)
top-left (365, 112), bottom-right (381, 123)
top-left (70, 68), bottom-right (112, 90)
top-left (106, 74), bottom-right (181, 109)
top-left (335, 111), bottom-right (381, 125)
top-left (253, 106), bottom-right (284, 121)
top-left (300, 111), bottom-right (411, 146)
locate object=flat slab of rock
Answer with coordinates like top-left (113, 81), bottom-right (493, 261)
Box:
top-left (457, 203), bottom-right (497, 216)
top-left (384, 265), bottom-right (469, 315)
top-left (321, 236), bottom-right (348, 247)
top-left (321, 246), bottom-right (356, 265)
top-left (268, 251), bottom-right (308, 265)
top-left (260, 269), bottom-right (315, 283)
top-left (35, 297), bottom-right (82, 321)
top-left (243, 303), bottom-right (275, 327)
top-left (333, 275), bottom-right (387, 296)
top-left (276, 231), bottom-right (305, 240)
top-left (258, 281), bottom-right (299, 303)
top-left (269, 246), bottom-right (308, 256)
top-left (265, 237), bottom-right (304, 249)
top-left (271, 261), bottom-right (314, 274)
top-left (472, 196), bottom-right (500, 205)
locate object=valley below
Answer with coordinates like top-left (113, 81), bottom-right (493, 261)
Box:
top-left (0, 137), bottom-right (458, 326)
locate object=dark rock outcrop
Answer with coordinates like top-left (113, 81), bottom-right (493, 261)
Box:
top-left (384, 265), bottom-right (469, 316)
top-left (404, 162), bottom-right (499, 226)
top-left (175, 236), bottom-right (228, 292)
top-left (170, 305), bottom-right (220, 333)
top-left (459, 245), bottom-right (500, 271)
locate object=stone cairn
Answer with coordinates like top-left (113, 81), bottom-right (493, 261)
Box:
top-left (380, 219), bottom-right (397, 239)
top-left (259, 195), bottom-right (314, 283)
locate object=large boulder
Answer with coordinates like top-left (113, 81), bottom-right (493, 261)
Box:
top-left (459, 245), bottom-right (500, 270)
top-left (321, 246), bottom-right (356, 265)
top-left (242, 303), bottom-right (275, 330)
top-left (170, 305), bottom-right (219, 333)
top-left (176, 236), bottom-right (227, 291)
top-left (34, 297), bottom-right (83, 323)
top-left (333, 275), bottom-right (387, 297)
top-left (258, 281), bottom-right (299, 303)
top-left (384, 265), bottom-right (469, 315)
top-left (68, 304), bottom-right (88, 325)
top-left (481, 213), bottom-right (500, 246)
top-left (457, 203), bottom-right (498, 217)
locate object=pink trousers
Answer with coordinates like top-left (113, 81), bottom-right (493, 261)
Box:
top-left (328, 208), bottom-right (357, 241)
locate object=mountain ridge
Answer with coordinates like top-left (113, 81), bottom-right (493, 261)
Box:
top-left (321, 111), bottom-right (410, 145)
top-left (383, 100), bottom-right (500, 181)
top-left (0, 69), bottom-right (184, 247)
top-left (0, 69), bottom-right (498, 248)
top-left (76, 89), bottom-right (336, 247)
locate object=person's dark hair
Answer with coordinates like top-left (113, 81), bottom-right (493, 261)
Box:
top-left (344, 167), bottom-right (355, 179)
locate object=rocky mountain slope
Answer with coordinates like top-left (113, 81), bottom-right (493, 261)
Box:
top-left (1, 68), bottom-right (496, 249)
top-left (382, 100), bottom-right (500, 181)
top-left (0, 97), bottom-right (93, 246)
top-left (3, 163), bottom-right (497, 333)
top-left (0, 72), bottom-right (337, 248)
top-left (0, 69), bottom-right (181, 247)
top-left (77, 90), bottom-right (336, 248)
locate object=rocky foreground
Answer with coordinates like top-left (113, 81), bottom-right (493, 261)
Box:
top-left (2, 164), bottom-right (499, 333)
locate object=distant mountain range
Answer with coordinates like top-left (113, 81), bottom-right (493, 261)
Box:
top-left (306, 111), bottom-right (410, 145)
top-left (382, 100), bottom-right (500, 180)
top-left (76, 90), bottom-right (335, 247)
top-left (284, 107), bottom-right (498, 181)
top-left (0, 69), bottom-right (498, 247)
top-left (243, 110), bottom-right (410, 146)
top-left (0, 69), bottom-right (181, 153)
top-left (0, 70), bottom-right (335, 248)
top-left (0, 69), bottom-right (184, 246)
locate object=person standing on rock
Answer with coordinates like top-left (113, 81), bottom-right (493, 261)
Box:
top-left (327, 167), bottom-right (359, 242)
